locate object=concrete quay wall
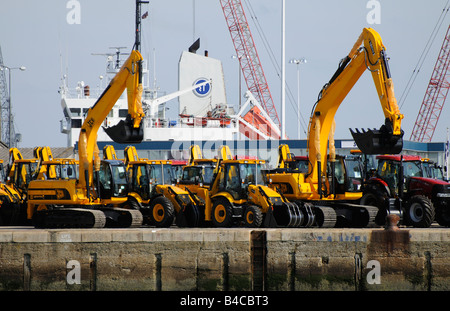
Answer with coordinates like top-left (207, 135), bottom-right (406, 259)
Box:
top-left (0, 227), bottom-right (449, 291)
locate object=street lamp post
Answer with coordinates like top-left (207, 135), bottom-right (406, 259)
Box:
top-left (231, 55), bottom-right (244, 140)
top-left (231, 55), bottom-right (243, 111)
top-left (289, 58), bottom-right (306, 139)
top-left (0, 65), bottom-right (26, 147)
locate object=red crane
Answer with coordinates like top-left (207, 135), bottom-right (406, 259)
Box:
top-left (219, 0), bottom-right (281, 139)
top-left (410, 24), bottom-right (450, 142)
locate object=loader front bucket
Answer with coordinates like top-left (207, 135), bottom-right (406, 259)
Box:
top-left (104, 116), bottom-right (144, 144)
top-left (350, 121), bottom-right (403, 155)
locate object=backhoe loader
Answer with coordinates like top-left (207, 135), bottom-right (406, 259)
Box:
top-left (0, 147), bottom-right (47, 225)
top-left (0, 159), bottom-right (22, 225)
top-left (176, 144), bottom-right (230, 201)
top-left (266, 28), bottom-right (404, 227)
top-left (6, 147), bottom-right (62, 199)
top-left (177, 145), bottom-right (304, 228)
top-left (206, 157), bottom-right (304, 228)
top-left (26, 49), bottom-right (145, 228)
top-left (103, 145), bottom-right (202, 227)
top-left (176, 144), bottom-right (229, 200)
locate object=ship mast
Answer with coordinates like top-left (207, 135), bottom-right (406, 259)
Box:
top-left (135, 0), bottom-right (148, 84)
top-left (135, 0), bottom-right (149, 52)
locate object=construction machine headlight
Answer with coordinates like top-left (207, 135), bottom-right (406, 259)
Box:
top-left (269, 197), bottom-right (282, 205)
top-left (179, 194), bottom-right (192, 205)
top-left (436, 193), bottom-right (450, 198)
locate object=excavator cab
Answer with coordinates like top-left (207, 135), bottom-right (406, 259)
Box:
top-left (95, 160), bottom-right (129, 200)
top-left (327, 155), bottom-right (363, 194)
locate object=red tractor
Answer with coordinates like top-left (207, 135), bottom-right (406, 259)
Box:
top-left (361, 155), bottom-right (450, 227)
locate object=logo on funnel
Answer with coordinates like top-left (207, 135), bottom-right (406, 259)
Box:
top-left (193, 78), bottom-right (212, 97)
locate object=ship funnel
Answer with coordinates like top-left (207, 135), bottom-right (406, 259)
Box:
top-left (350, 120), bottom-right (403, 155)
top-left (103, 115), bottom-right (144, 144)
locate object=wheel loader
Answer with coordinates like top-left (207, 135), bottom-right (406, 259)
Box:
top-left (266, 28), bottom-right (404, 228)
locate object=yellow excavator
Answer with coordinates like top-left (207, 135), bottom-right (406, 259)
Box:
top-left (26, 49), bottom-right (145, 228)
top-left (267, 28), bottom-right (404, 227)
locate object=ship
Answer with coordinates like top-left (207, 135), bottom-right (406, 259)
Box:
top-left (59, 0), bottom-right (281, 161)
top-left (59, 43), bottom-right (241, 148)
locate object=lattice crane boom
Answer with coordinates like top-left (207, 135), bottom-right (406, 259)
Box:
top-left (220, 0), bottom-right (281, 139)
top-left (410, 24), bottom-right (450, 142)
top-left (0, 45), bottom-right (13, 147)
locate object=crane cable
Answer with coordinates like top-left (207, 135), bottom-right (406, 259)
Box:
top-left (242, 0), bottom-right (309, 137)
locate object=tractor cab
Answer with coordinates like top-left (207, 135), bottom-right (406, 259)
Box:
top-left (421, 158), bottom-right (445, 181)
top-left (376, 155), bottom-right (422, 195)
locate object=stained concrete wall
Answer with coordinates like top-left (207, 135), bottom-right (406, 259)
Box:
top-left (0, 227), bottom-right (449, 291)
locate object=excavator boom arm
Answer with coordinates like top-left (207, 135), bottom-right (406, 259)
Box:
top-left (79, 50), bottom-right (144, 190)
top-left (308, 28), bottom-right (404, 184)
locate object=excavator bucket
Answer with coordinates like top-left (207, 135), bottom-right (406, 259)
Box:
top-left (350, 124), bottom-right (403, 155)
top-left (104, 116), bottom-right (144, 144)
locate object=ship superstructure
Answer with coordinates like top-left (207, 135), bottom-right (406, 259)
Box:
top-left (60, 46), bottom-right (239, 147)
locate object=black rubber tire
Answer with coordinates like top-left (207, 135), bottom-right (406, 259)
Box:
top-left (360, 190), bottom-right (387, 226)
top-left (212, 197), bottom-right (234, 228)
top-left (436, 206), bottom-right (450, 227)
top-left (149, 196), bottom-right (175, 228)
top-left (405, 195), bottom-right (435, 228)
top-left (243, 205), bottom-right (263, 228)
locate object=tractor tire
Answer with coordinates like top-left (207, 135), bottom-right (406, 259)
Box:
top-left (243, 205), bottom-right (263, 228)
top-left (405, 195), bottom-right (435, 228)
top-left (149, 196), bottom-right (175, 228)
top-left (212, 198), bottom-right (234, 228)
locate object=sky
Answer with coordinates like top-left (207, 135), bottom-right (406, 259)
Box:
top-left (1, 0), bottom-right (450, 148)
